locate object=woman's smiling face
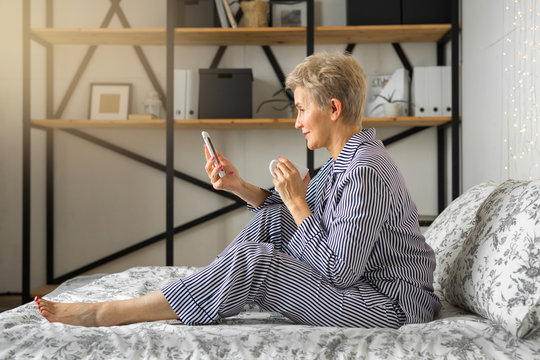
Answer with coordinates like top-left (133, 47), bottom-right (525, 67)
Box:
top-left (294, 86), bottom-right (333, 151)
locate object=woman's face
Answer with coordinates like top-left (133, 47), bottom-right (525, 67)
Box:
top-left (294, 87), bottom-right (332, 150)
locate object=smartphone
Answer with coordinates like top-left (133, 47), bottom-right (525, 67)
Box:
top-left (202, 131), bottom-right (226, 178)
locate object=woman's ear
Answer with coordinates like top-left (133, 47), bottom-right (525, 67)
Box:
top-left (329, 98), bottom-right (342, 121)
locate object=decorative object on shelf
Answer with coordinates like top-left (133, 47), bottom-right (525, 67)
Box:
top-left (270, 0), bottom-right (306, 27)
top-left (215, 0), bottom-right (230, 27)
top-left (143, 90), bottom-right (162, 118)
top-left (222, 0), bottom-right (238, 27)
top-left (240, 0), bottom-right (269, 27)
top-left (256, 88), bottom-right (296, 118)
top-left (176, 0), bottom-right (219, 27)
top-left (365, 68), bottom-right (409, 118)
top-left (198, 68), bottom-right (253, 119)
top-left (88, 83), bottom-right (132, 120)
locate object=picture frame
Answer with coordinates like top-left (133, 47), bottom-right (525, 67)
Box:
top-left (270, 1), bottom-right (306, 27)
top-left (88, 83), bottom-right (132, 120)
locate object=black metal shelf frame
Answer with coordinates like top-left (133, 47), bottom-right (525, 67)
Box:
top-left (21, 0), bottom-right (460, 302)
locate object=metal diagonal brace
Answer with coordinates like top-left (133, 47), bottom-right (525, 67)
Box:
top-left (51, 201), bottom-right (245, 284)
top-left (60, 128), bottom-right (240, 202)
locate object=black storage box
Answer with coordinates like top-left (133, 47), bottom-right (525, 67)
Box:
top-left (402, 0), bottom-right (451, 24)
top-left (347, 0), bottom-right (401, 25)
top-left (198, 69), bottom-right (253, 119)
top-left (176, 0), bottom-right (219, 27)
top-left (346, 0), bottom-right (451, 26)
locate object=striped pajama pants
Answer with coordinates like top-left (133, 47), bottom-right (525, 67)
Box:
top-left (161, 204), bottom-right (406, 328)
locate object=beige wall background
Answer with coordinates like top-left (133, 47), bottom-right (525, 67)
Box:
top-left (1, 0), bottom-right (450, 293)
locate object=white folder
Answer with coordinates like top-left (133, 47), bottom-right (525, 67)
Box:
top-left (185, 70), bottom-right (199, 119)
top-left (174, 69), bottom-right (187, 120)
top-left (175, 69), bottom-right (199, 120)
top-left (427, 66), bottom-right (442, 117)
top-left (412, 67), bottom-right (428, 116)
top-left (441, 66), bottom-right (452, 116)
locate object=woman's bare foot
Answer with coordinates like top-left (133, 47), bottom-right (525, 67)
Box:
top-left (35, 296), bottom-right (107, 326)
top-left (34, 291), bottom-right (179, 327)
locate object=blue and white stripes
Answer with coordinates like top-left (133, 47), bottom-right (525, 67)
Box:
top-left (162, 128), bottom-right (440, 327)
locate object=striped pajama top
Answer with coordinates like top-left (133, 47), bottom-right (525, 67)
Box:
top-left (255, 128), bottom-right (441, 324)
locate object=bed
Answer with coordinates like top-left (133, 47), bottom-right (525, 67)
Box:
top-left (1, 179), bottom-right (539, 359)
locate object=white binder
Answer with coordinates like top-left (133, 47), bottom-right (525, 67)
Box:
top-left (174, 69), bottom-right (187, 120)
top-left (441, 66), bottom-right (452, 116)
top-left (412, 67), bottom-right (428, 116)
top-left (427, 66), bottom-right (442, 117)
top-left (174, 69), bottom-right (199, 120)
top-left (185, 70), bottom-right (199, 119)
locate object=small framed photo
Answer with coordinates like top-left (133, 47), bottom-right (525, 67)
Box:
top-left (271, 1), bottom-right (306, 27)
top-left (89, 83), bottom-right (132, 120)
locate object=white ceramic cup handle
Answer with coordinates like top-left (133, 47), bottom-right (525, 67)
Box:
top-left (269, 159), bottom-right (279, 178)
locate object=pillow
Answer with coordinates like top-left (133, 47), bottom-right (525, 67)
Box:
top-left (445, 179), bottom-right (540, 338)
top-left (424, 181), bottom-right (497, 292)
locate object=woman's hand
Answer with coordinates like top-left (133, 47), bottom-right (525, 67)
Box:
top-left (204, 146), bottom-right (241, 193)
top-left (272, 157), bottom-right (312, 225)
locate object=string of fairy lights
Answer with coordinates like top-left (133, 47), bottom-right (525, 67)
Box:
top-left (503, 0), bottom-right (540, 180)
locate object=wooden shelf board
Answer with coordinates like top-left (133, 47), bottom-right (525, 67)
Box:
top-left (31, 117), bottom-right (451, 130)
top-left (31, 24), bottom-right (451, 46)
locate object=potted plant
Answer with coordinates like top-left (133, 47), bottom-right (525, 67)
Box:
top-left (256, 88), bottom-right (296, 117)
top-left (375, 90), bottom-right (409, 117)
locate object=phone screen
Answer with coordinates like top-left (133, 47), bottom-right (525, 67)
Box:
top-left (205, 137), bottom-right (219, 162)
top-left (202, 131), bottom-right (220, 164)
top-left (202, 131), bottom-right (225, 177)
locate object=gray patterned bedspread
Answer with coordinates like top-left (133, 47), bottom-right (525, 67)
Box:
top-left (1, 266), bottom-right (539, 359)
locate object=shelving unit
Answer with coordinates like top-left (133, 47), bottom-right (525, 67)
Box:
top-left (22, 0), bottom-right (460, 302)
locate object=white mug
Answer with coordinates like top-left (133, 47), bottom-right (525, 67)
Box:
top-left (269, 159), bottom-right (309, 179)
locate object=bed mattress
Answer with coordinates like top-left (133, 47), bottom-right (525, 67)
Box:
top-left (1, 266), bottom-right (539, 359)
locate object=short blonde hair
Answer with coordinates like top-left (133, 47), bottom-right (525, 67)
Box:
top-left (285, 52), bottom-right (367, 126)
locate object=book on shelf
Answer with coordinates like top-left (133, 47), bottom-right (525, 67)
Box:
top-left (222, 0), bottom-right (237, 28)
top-left (214, 0), bottom-right (229, 28)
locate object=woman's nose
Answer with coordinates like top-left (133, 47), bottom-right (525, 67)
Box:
top-left (294, 114), bottom-right (302, 129)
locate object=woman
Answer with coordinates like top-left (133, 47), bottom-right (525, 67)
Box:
top-left (35, 52), bottom-right (440, 328)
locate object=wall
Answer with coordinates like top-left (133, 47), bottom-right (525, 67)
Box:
top-left (462, 0), bottom-right (506, 189)
top-left (462, 0), bottom-right (540, 188)
top-left (1, 0), bottom-right (443, 293)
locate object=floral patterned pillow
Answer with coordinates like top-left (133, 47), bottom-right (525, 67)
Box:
top-left (444, 179), bottom-right (540, 338)
top-left (424, 181), bottom-right (497, 292)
